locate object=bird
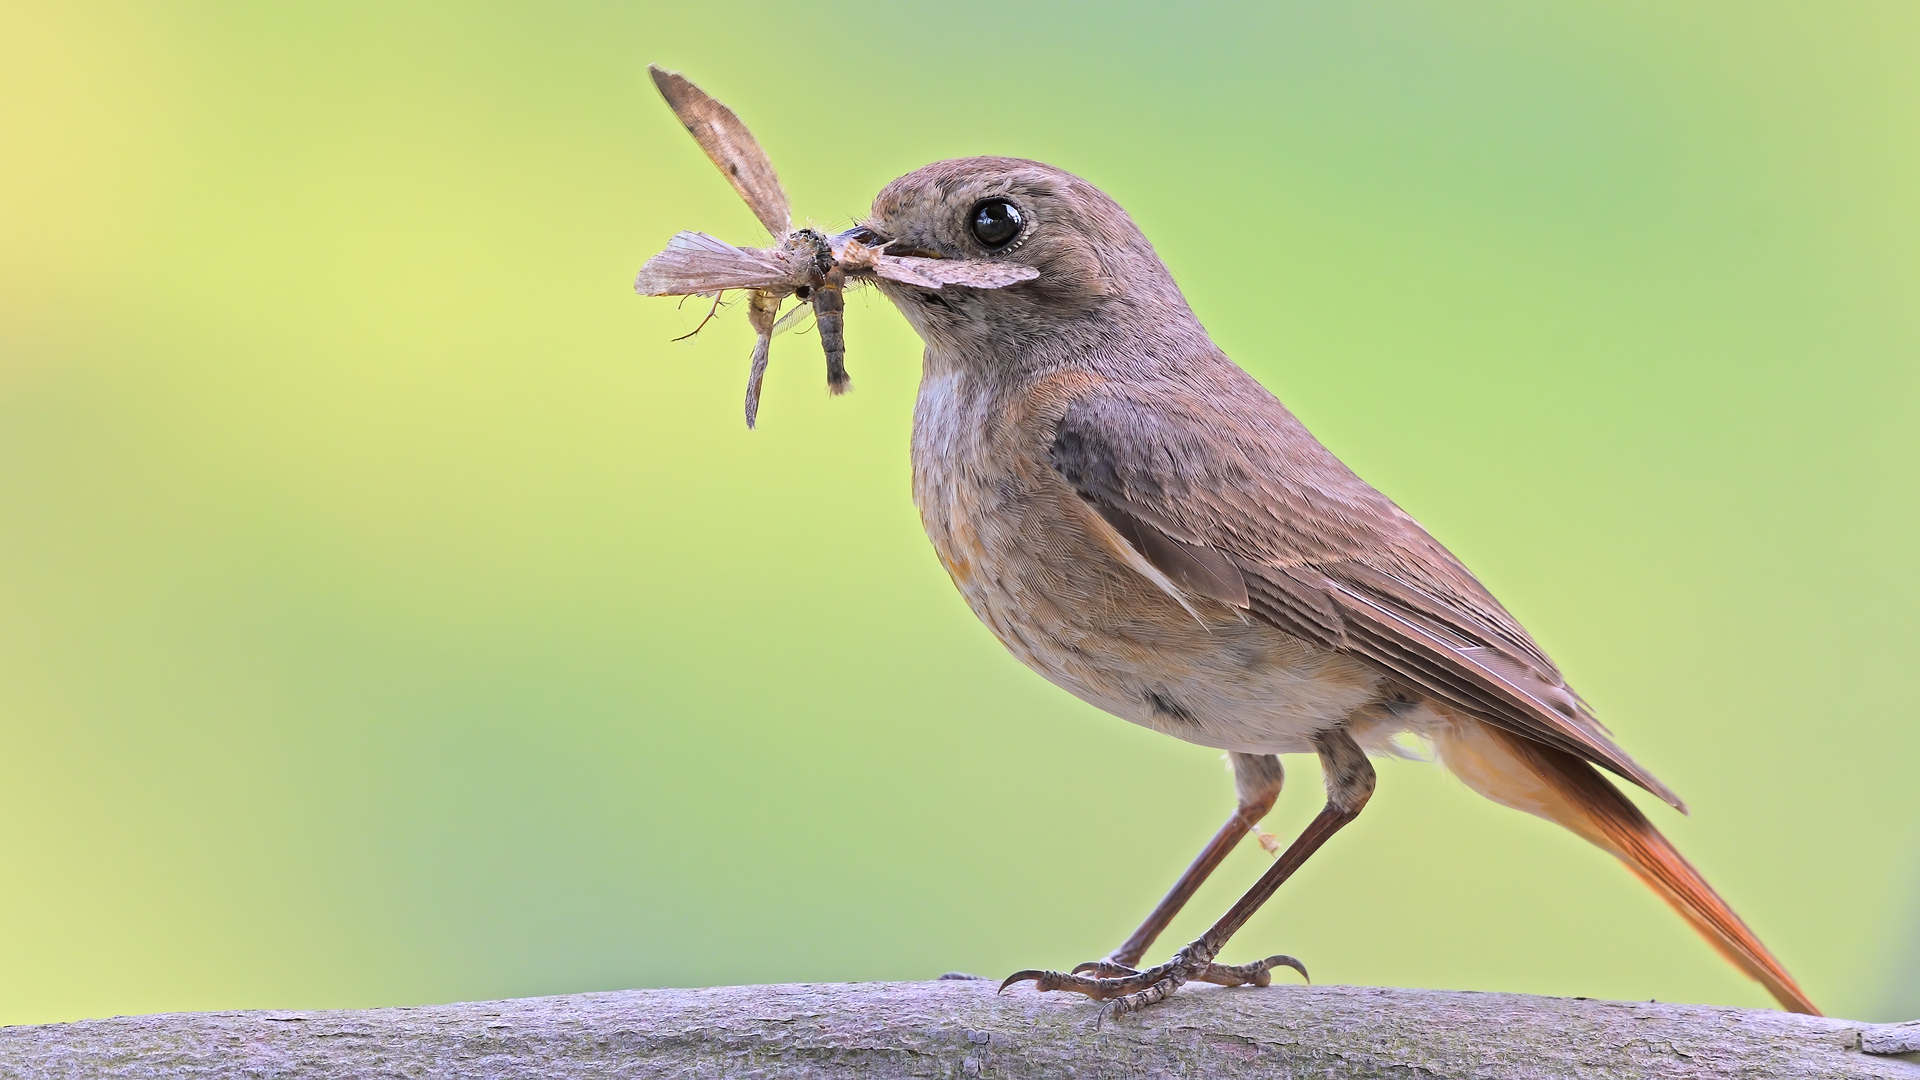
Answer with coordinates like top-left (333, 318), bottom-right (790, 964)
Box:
top-left (831, 156), bottom-right (1819, 1017)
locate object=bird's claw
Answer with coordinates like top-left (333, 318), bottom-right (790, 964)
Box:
top-left (1000, 945), bottom-right (1307, 1014)
top-left (1069, 959), bottom-right (1141, 977)
top-left (1201, 953), bottom-right (1309, 988)
top-left (998, 959), bottom-right (1186, 1004)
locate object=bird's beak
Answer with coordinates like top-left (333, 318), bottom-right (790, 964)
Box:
top-left (831, 223), bottom-right (946, 261)
top-left (832, 224), bottom-right (888, 249)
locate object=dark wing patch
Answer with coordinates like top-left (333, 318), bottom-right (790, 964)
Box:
top-left (1051, 421), bottom-right (1248, 609)
top-left (1047, 379), bottom-right (1684, 811)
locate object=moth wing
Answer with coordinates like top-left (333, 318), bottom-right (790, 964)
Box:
top-left (649, 66), bottom-right (792, 239)
top-left (771, 301), bottom-right (813, 336)
top-left (664, 230), bottom-right (745, 254)
top-left (634, 232), bottom-right (796, 296)
top-left (866, 254), bottom-right (944, 289)
top-left (884, 256), bottom-right (1040, 289)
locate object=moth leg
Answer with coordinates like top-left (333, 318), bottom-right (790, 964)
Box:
top-left (743, 290), bottom-right (780, 429)
top-left (672, 291), bottom-right (726, 342)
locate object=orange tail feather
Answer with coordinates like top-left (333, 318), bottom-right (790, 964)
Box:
top-left (1434, 716), bottom-right (1818, 1015)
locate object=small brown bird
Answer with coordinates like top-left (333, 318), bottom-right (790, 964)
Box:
top-left (849, 158), bottom-right (1819, 1017)
top-left (633, 70), bottom-right (1817, 1018)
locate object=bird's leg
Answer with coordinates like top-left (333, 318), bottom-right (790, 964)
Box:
top-left (1118, 729), bottom-right (1376, 1012)
top-left (1003, 729), bottom-right (1375, 1012)
top-left (1077, 752), bottom-right (1284, 975)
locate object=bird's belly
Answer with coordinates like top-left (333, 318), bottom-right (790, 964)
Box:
top-left (998, 600), bottom-right (1385, 756)
top-left (912, 379), bottom-right (1380, 755)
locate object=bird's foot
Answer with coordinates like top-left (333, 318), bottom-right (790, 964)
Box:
top-left (1000, 942), bottom-right (1306, 1015)
top-left (1072, 953), bottom-right (1307, 988)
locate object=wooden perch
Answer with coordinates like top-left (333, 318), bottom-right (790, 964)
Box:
top-left (3, 979), bottom-right (1916, 1079)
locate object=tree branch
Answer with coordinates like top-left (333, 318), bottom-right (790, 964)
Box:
top-left (3, 979), bottom-right (1916, 1079)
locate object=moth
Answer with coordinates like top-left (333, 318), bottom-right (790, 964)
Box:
top-left (634, 66), bottom-right (1038, 428)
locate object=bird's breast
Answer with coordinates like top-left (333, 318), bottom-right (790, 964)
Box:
top-left (909, 362), bottom-right (1382, 756)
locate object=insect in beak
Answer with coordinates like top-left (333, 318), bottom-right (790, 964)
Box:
top-left (880, 246), bottom-right (947, 260)
top-left (635, 66), bottom-right (1037, 428)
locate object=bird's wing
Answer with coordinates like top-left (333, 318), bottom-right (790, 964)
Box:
top-left (1047, 370), bottom-right (1683, 810)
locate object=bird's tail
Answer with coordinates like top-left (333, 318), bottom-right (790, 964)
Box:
top-left (1431, 714), bottom-right (1819, 1015)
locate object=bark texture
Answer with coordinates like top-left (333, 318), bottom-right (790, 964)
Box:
top-left (3, 979), bottom-right (1917, 1079)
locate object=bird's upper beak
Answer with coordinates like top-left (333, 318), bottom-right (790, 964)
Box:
top-left (832, 223), bottom-right (946, 261)
top-left (833, 224), bottom-right (887, 249)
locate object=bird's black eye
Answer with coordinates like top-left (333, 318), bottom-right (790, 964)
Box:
top-left (969, 198), bottom-right (1023, 250)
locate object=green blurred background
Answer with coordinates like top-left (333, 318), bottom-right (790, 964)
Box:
top-left (2, 2), bottom-right (1915, 1027)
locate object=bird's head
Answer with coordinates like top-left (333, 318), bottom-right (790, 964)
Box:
top-left (842, 158), bottom-right (1194, 356)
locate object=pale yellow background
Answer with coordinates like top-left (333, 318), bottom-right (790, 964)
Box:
top-left (1, 2), bottom-right (1915, 1026)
